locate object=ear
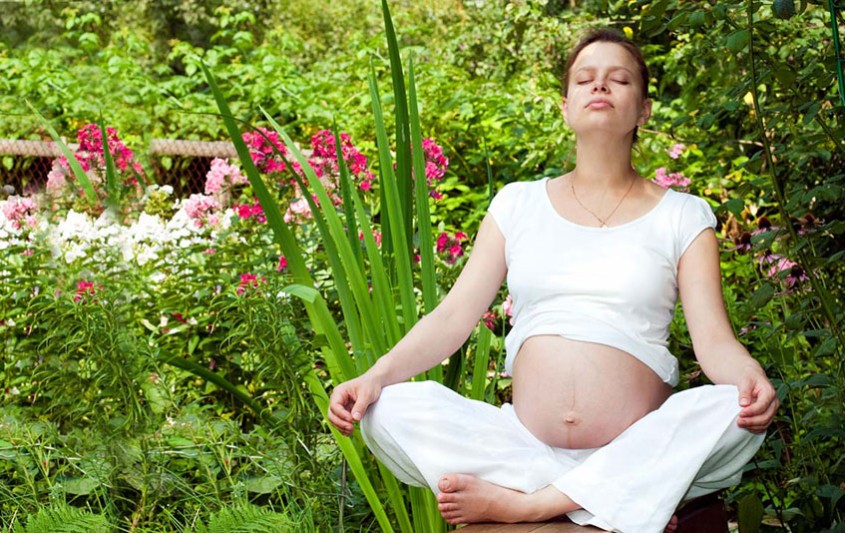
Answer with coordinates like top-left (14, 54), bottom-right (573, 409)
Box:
top-left (638, 98), bottom-right (653, 126)
top-left (561, 97), bottom-right (570, 125)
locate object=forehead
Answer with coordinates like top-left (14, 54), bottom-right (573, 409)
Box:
top-left (571, 41), bottom-right (639, 73)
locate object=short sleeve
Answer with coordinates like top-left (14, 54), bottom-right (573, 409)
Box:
top-left (486, 182), bottom-right (522, 240)
top-left (677, 195), bottom-right (717, 258)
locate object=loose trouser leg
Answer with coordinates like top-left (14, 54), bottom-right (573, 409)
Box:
top-left (360, 380), bottom-right (587, 494)
top-left (556, 384), bottom-right (765, 533)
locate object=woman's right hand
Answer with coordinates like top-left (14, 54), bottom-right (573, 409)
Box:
top-left (327, 375), bottom-right (383, 436)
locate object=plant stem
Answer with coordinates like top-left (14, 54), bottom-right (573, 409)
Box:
top-left (745, 0), bottom-right (844, 350)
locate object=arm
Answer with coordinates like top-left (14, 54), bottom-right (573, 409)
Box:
top-left (328, 214), bottom-right (508, 435)
top-left (678, 229), bottom-right (778, 433)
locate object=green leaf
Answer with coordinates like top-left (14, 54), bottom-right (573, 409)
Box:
top-left (750, 283), bottom-right (775, 308)
top-left (737, 494), bottom-right (764, 533)
top-left (281, 284), bottom-right (319, 303)
top-left (244, 475), bottom-right (283, 494)
top-left (62, 476), bottom-right (100, 495)
top-left (726, 30), bottom-right (751, 53)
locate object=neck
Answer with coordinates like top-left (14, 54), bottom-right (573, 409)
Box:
top-left (572, 133), bottom-right (636, 190)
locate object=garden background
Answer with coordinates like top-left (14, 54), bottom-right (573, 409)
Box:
top-left (0, 0), bottom-right (843, 531)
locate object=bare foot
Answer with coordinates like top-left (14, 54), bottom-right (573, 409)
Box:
top-left (664, 514), bottom-right (678, 532)
top-left (436, 473), bottom-right (579, 525)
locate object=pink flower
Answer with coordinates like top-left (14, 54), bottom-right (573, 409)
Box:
top-left (653, 167), bottom-right (691, 190)
top-left (759, 254), bottom-right (809, 291)
top-left (204, 158), bottom-right (246, 196)
top-left (183, 194), bottom-right (222, 228)
top-left (284, 193), bottom-right (313, 224)
top-left (277, 255), bottom-right (288, 271)
top-left (2, 196), bottom-right (37, 230)
top-left (667, 143), bottom-right (686, 159)
top-left (502, 294), bottom-right (515, 326)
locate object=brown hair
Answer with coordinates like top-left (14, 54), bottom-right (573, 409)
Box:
top-left (562, 28), bottom-right (649, 100)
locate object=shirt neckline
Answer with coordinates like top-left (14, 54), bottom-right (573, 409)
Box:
top-left (541, 176), bottom-right (673, 231)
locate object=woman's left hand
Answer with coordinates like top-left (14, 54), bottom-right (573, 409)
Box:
top-left (736, 367), bottom-right (779, 433)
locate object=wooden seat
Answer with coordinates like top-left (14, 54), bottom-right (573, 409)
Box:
top-left (460, 521), bottom-right (600, 532)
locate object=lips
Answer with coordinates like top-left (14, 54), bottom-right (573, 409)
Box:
top-left (586, 98), bottom-right (613, 109)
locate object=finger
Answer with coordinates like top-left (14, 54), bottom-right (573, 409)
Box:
top-left (737, 376), bottom-right (755, 408)
top-left (740, 385), bottom-right (776, 417)
top-left (737, 408), bottom-right (776, 430)
top-left (328, 401), bottom-right (353, 423)
top-left (350, 394), bottom-right (372, 422)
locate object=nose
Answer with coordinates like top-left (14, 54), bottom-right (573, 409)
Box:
top-left (591, 80), bottom-right (608, 93)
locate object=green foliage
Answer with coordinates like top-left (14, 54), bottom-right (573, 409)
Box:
top-left (194, 503), bottom-right (297, 533)
top-left (20, 504), bottom-right (111, 533)
top-left (0, 0), bottom-right (842, 531)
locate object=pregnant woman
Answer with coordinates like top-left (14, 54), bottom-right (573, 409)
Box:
top-left (327, 28), bottom-right (778, 533)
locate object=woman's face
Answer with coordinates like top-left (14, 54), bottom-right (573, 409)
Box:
top-left (562, 41), bottom-right (651, 141)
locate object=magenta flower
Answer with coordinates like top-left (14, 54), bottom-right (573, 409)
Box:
top-left (233, 200), bottom-right (266, 223)
top-left (483, 310), bottom-right (498, 331)
top-left (277, 255), bottom-right (288, 272)
top-left (73, 280), bottom-right (100, 302)
top-left (236, 273), bottom-right (266, 296)
top-left (417, 139), bottom-right (449, 199)
top-left (242, 127), bottom-right (291, 174)
top-left (310, 129), bottom-right (375, 191)
top-left (436, 231), bottom-right (467, 264)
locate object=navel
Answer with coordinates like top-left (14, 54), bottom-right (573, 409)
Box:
top-left (562, 411), bottom-right (580, 425)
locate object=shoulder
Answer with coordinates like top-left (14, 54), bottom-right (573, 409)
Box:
top-left (659, 189), bottom-right (717, 258)
top-left (488, 179), bottom-right (541, 212)
top-left (487, 179), bottom-right (543, 236)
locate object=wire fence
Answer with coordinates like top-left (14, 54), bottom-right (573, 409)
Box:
top-left (0, 139), bottom-right (239, 198)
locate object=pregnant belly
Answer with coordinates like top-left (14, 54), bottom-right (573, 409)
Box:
top-left (512, 335), bottom-right (672, 449)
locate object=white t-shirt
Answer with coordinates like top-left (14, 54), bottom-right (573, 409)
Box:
top-left (487, 177), bottom-right (717, 386)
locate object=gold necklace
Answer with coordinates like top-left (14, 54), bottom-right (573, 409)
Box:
top-left (570, 175), bottom-right (637, 228)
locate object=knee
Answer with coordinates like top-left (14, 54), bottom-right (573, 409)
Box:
top-left (361, 381), bottom-right (443, 441)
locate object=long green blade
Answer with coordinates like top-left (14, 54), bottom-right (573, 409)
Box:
top-left (26, 100), bottom-right (97, 203)
top-left (200, 62), bottom-right (354, 382)
top-left (333, 122), bottom-right (364, 269)
top-left (369, 65), bottom-right (418, 333)
top-left (381, 0), bottom-right (413, 251)
top-left (261, 111), bottom-right (386, 367)
top-left (470, 324), bottom-right (493, 401)
top-left (407, 57), bottom-right (437, 314)
top-left (350, 185), bottom-right (401, 353)
top-left (99, 118), bottom-right (119, 210)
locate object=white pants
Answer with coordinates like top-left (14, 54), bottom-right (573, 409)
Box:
top-left (361, 381), bottom-right (764, 533)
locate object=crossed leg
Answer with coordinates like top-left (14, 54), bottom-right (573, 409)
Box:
top-left (435, 473), bottom-right (678, 531)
